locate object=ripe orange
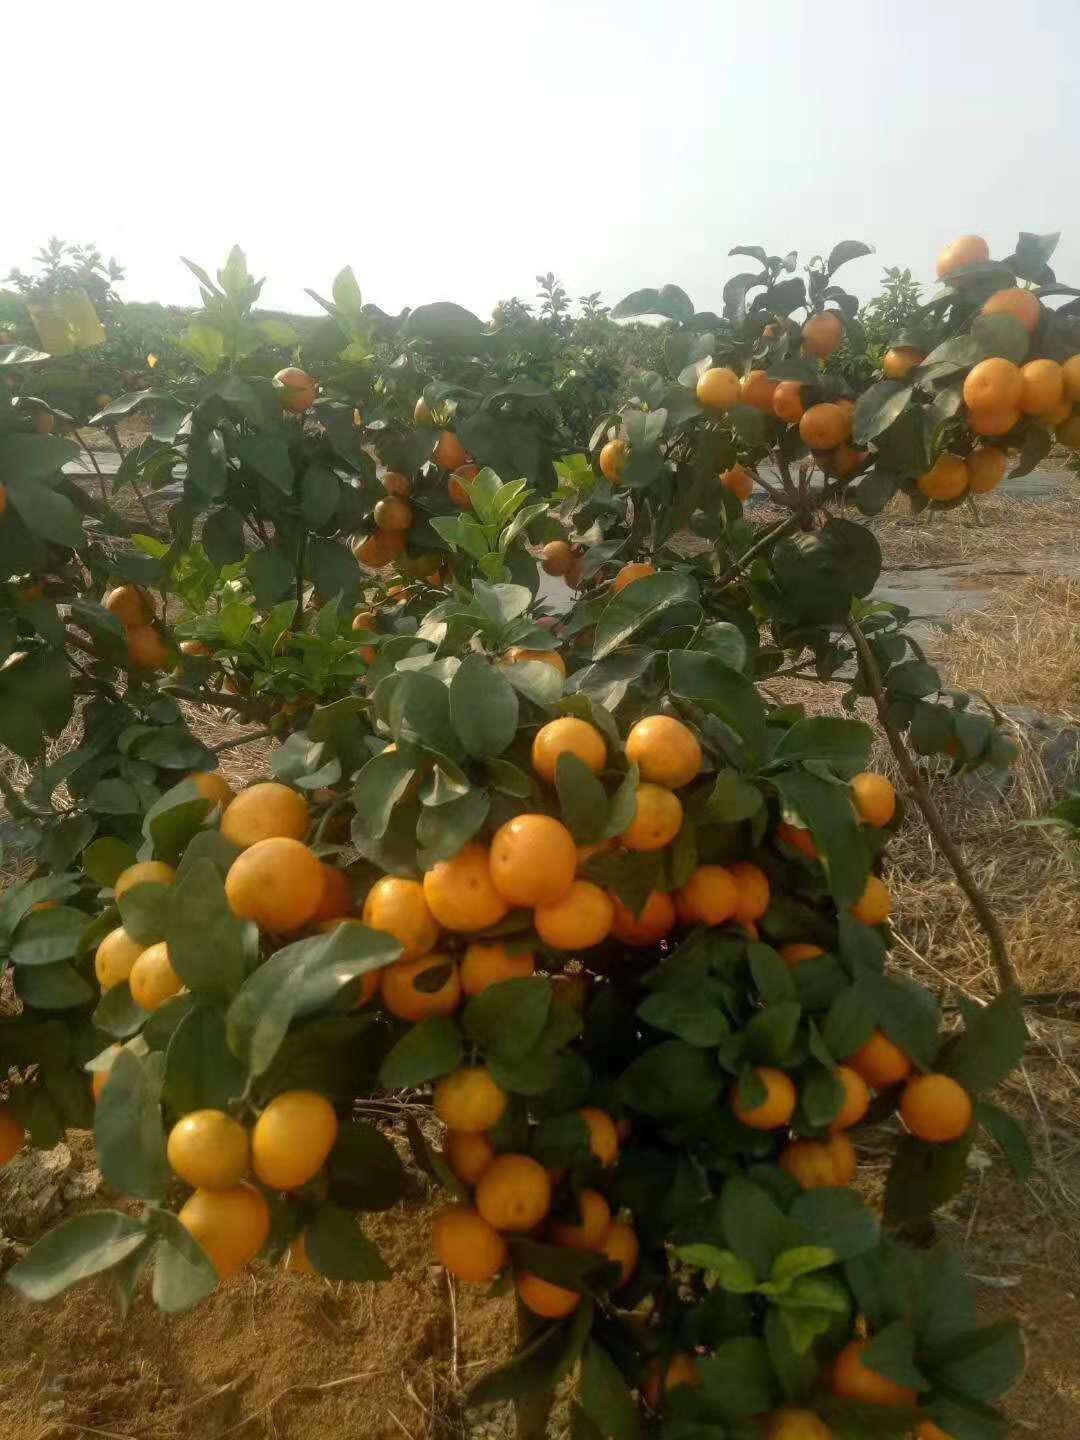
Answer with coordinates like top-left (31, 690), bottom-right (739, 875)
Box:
top-left (825, 442), bottom-right (870, 481)
top-left (503, 646), bottom-right (566, 676)
top-left (490, 813), bottom-right (577, 907)
top-left (0, 1105), bottom-right (25, 1166)
top-left (642, 1353), bottom-right (701, 1409)
top-left (220, 782), bottom-right (309, 848)
top-left (423, 842), bottom-right (508, 932)
top-left (626, 714), bottom-right (702, 788)
top-left (433, 1205), bottom-right (507, 1282)
top-left (776, 821), bottom-right (818, 859)
top-left (434, 1067), bottom-right (508, 1134)
top-left (433, 431), bottom-right (469, 471)
top-left (610, 889), bottom-right (676, 947)
top-left (599, 1220), bottom-right (639, 1286)
top-left (550, 1188), bottom-right (611, 1250)
top-left (1046, 399), bottom-right (1073, 427)
top-left (963, 357), bottom-right (1022, 413)
top-left (830, 1066), bottom-right (871, 1131)
top-left (179, 639), bottom-right (211, 657)
top-left (448, 472), bottom-right (472, 507)
top-left (850, 772), bottom-right (896, 827)
top-left (598, 438), bottom-right (628, 483)
top-left (475, 1153), bottom-right (552, 1232)
top-left (114, 860), bottom-right (176, 900)
top-left (966, 447), bottom-right (1008, 494)
top-left (696, 366), bottom-right (740, 412)
top-left (460, 941), bottom-right (535, 995)
top-left (765, 1409), bottom-right (833, 1440)
top-left (580, 1108), bottom-right (619, 1166)
top-left (443, 1131), bottom-right (496, 1186)
top-left (851, 874), bottom-right (891, 926)
top-left (981, 287), bottom-right (1040, 334)
top-left (779, 1135), bottom-right (856, 1190)
top-left (936, 234), bottom-right (989, 279)
top-left (517, 1270), bottom-right (580, 1318)
top-left (882, 347), bottom-right (924, 380)
top-left (1063, 354), bottom-right (1080, 403)
top-left (720, 464), bottom-right (754, 501)
top-left (772, 381), bottom-right (805, 423)
top-left (1057, 412), bottom-right (1080, 449)
top-left (252, 1090), bottom-right (338, 1190)
top-left (225, 837), bottom-right (325, 933)
top-left (127, 624), bottom-right (169, 670)
top-left (353, 529), bottom-right (405, 567)
top-left (535, 880), bottom-right (615, 950)
top-left (802, 311), bottom-right (844, 360)
top-left (1019, 358), bottom-right (1064, 415)
top-left (167, 1110), bottom-right (250, 1190)
top-left (95, 925), bottom-right (145, 991)
top-left (309, 864), bottom-right (354, 924)
top-left (848, 1030), bottom-right (912, 1090)
top-left (178, 1183), bottom-right (270, 1280)
top-left (129, 942), bottom-right (183, 1012)
top-left (186, 771), bottom-right (236, 809)
top-left (362, 876), bottom-right (440, 959)
top-left (731, 1066), bottom-right (797, 1130)
top-left (620, 783), bottom-right (683, 852)
top-left (676, 865), bottom-right (738, 926)
top-left (542, 540), bottom-right (573, 577)
top-left (740, 370), bottom-right (776, 411)
top-left (916, 1421), bottom-right (954, 1440)
top-left (800, 403), bottom-right (850, 450)
top-left (382, 470), bottom-right (411, 496)
top-left (31, 411), bottom-right (56, 435)
top-left (730, 862), bottom-right (770, 924)
top-left (373, 496), bottom-right (413, 532)
top-left (274, 367), bottom-right (317, 413)
top-left (900, 1073), bottom-right (973, 1142)
top-left (532, 716), bottom-right (607, 784)
top-left (381, 954), bottom-right (461, 1021)
top-left (968, 405), bottom-right (1021, 438)
top-left (104, 584), bottom-right (152, 628)
top-left (779, 942), bottom-right (825, 967)
top-left (91, 1068), bottom-right (112, 1103)
top-left (614, 561), bottom-right (656, 594)
top-left (831, 1339), bottom-right (917, 1406)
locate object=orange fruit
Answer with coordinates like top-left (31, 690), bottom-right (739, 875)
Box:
top-left (382, 954), bottom-right (460, 1021)
top-left (31, 411), bottom-right (56, 435)
top-left (316, 920), bottom-right (382, 1006)
top-left (503, 646), bottom-right (566, 676)
top-left (643, 1353), bottom-right (701, 1409)
top-left (696, 366), bottom-right (740, 412)
top-left (740, 370), bottom-right (776, 411)
top-left (433, 431), bottom-right (469, 471)
top-left (186, 771), bottom-right (236, 809)
top-left (221, 782), bottom-right (309, 848)
top-left (802, 311), bottom-right (845, 361)
top-left (1058, 412), bottom-right (1080, 449)
top-left (353, 529), bottom-right (405, 567)
top-left (620, 783), bottom-right (683, 852)
top-left (0, 1105), bottom-right (25, 1166)
top-left (362, 876), bottom-right (440, 960)
top-left (916, 1421), bottom-right (954, 1440)
top-left (730, 862), bottom-right (770, 924)
top-left (981, 287), bottom-right (1040, 334)
top-left (550, 1188), bottom-right (611, 1250)
top-left (129, 942), bottom-right (183, 1012)
top-left (1019, 358), bottom-right (1064, 414)
top-left (95, 925), bottom-right (146, 991)
top-left (847, 1030), bottom-right (912, 1090)
top-left (448, 473), bottom-right (472, 507)
top-left (274, 367), bottom-right (317, 413)
top-left (882, 347), bottom-right (923, 380)
top-left (423, 842), bottom-right (508, 932)
top-left (613, 561), bottom-right (656, 594)
top-left (799, 403), bottom-right (850, 450)
top-left (731, 1066), bottom-right (797, 1130)
top-left (1062, 354), bottom-right (1080, 403)
top-left (460, 941), bottom-right (535, 995)
top-left (542, 540), bottom-right (573, 576)
top-left (772, 381), bottom-right (805, 423)
top-left (167, 1110), bottom-right (250, 1190)
top-left (936, 234), bottom-right (989, 279)
top-left (104, 584), bottom-right (152, 627)
top-left (825, 442), bottom-right (869, 481)
top-left (580, 1108), bottom-right (619, 1166)
top-left (765, 1409), bottom-right (834, 1440)
top-left (286, 1231), bottom-right (316, 1275)
top-left (1049, 400), bottom-right (1075, 427)
top-left (851, 874), bottom-right (891, 926)
top-left (91, 1068), bottom-right (112, 1104)
top-left (599, 1220), bottom-right (639, 1286)
top-left (475, 1153), bottom-right (552, 1232)
top-left (490, 814), bottom-right (577, 907)
top-left (968, 405), bottom-right (1021, 438)
top-left (720, 464), bottom-right (754, 501)
top-left (535, 880), bottom-right (614, 950)
top-left (434, 1067), bottom-right (508, 1134)
top-left (610, 889), bottom-right (676, 947)
top-left (373, 495), bottom-right (412, 532)
top-left (626, 714), bottom-right (702, 788)
top-left (443, 1131), bottom-right (496, 1186)
top-left (779, 942), bottom-right (824, 967)
top-left (776, 821), bottom-right (818, 859)
top-left (433, 1205), bottom-right (507, 1282)
top-left (382, 470), bottom-right (411, 496)
top-left (900, 1073), bottom-right (973, 1143)
top-left (252, 1091), bottom-right (338, 1190)
top-left (963, 357), bottom-right (1022, 413)
top-left (114, 860), bottom-right (176, 900)
top-left (830, 1066), bottom-right (871, 1131)
top-left (831, 1339), bottom-right (917, 1407)
top-left (850, 772), bottom-right (896, 827)
top-left (225, 837), bottom-right (325, 933)
top-left (676, 865), bottom-right (738, 926)
top-left (127, 624), bottom-right (169, 670)
top-left (598, 438), bottom-right (628, 482)
top-left (517, 1270), bottom-right (580, 1318)
top-left (309, 864), bottom-right (354, 924)
top-left (779, 1135), bottom-right (856, 1190)
top-left (178, 1183), bottom-right (270, 1280)
top-left (179, 639), bottom-right (212, 657)
top-left (532, 716), bottom-right (607, 784)
top-left (965, 447), bottom-right (1008, 494)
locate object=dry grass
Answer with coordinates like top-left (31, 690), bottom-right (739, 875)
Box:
top-left (867, 487), bottom-right (1080, 570)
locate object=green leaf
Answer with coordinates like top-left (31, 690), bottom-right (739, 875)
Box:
top-left (352, 749), bottom-right (420, 840)
top-left (234, 432), bottom-right (293, 493)
top-left (884, 1135), bottom-right (973, 1224)
top-left (379, 1015), bottom-right (464, 1088)
top-left (163, 1003), bottom-right (247, 1114)
top-left (745, 1002), bottom-right (802, 1064)
top-left (707, 769), bottom-right (764, 823)
top-left (970, 312), bottom-right (1029, 365)
top-left (309, 537), bottom-right (361, 603)
top-left (417, 786), bottom-right (490, 865)
top-left (89, 777), bottom-right (142, 815)
top-left (450, 654), bottom-right (519, 758)
top-left (468, 1307), bottom-right (591, 1407)
top-left (580, 1341), bottom-right (640, 1440)
top-left (10, 907), bottom-right (86, 967)
top-left (925, 1318), bottom-right (1024, 1405)
top-left (163, 860), bottom-right (247, 1001)
top-left (674, 1245), bottom-right (758, 1293)
top-left (464, 977), bottom-right (552, 1062)
top-left (939, 991), bottom-right (1026, 1095)
top-left (822, 987), bottom-right (877, 1062)
top-left (16, 961), bottom-right (94, 1010)
top-left (247, 545), bottom-right (295, 608)
top-left (304, 1203), bottom-right (390, 1281)
top-left (697, 1337), bottom-right (776, 1417)
top-left (636, 985), bottom-right (731, 1047)
top-left (94, 1049), bottom-right (168, 1201)
top-left (617, 1039), bottom-right (722, 1118)
top-left (150, 1208), bottom-right (219, 1312)
top-left (772, 770), bottom-right (869, 908)
top-left (84, 836), bottom-right (138, 886)
top-left (555, 752), bottom-right (610, 844)
top-left (143, 780), bottom-right (212, 864)
top-left (593, 571), bottom-right (700, 661)
top-left (772, 519), bottom-right (881, 625)
top-left (7, 477), bottom-right (85, 549)
top-left (328, 1121), bottom-right (407, 1211)
top-left (791, 1188), bottom-right (879, 1262)
top-left (116, 882), bottom-right (172, 945)
top-left (852, 380), bottom-right (913, 447)
top-left (772, 718), bottom-right (872, 774)
top-left (861, 1321), bottom-right (930, 1393)
top-left (771, 1246), bottom-right (837, 1290)
top-left (6, 1211), bottom-right (148, 1302)
top-left (92, 983), bottom-right (149, 1039)
top-left (974, 1100), bottom-right (1034, 1180)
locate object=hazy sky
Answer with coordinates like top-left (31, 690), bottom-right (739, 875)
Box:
top-left (5, 1), bottom-right (1078, 320)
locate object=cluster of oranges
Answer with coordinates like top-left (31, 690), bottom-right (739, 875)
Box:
top-left (103, 583), bottom-right (170, 672)
top-left (352, 421), bottom-right (475, 574)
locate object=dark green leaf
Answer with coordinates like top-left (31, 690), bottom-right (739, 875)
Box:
top-left (450, 654), bottom-right (519, 758)
top-left (464, 977), bottom-right (552, 1062)
top-left (379, 1015), bottom-right (463, 1088)
top-left (94, 1050), bottom-right (168, 1201)
top-left (6, 1211), bottom-right (148, 1302)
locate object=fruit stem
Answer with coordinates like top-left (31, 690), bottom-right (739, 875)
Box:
top-left (847, 617), bottom-right (1019, 994)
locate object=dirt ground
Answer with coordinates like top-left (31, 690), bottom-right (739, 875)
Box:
top-left (3, 481), bottom-right (1080, 1438)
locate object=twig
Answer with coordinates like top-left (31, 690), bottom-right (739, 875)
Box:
top-left (75, 436), bottom-right (110, 506)
top-left (387, 1410), bottom-right (417, 1440)
top-left (211, 728), bottom-right (273, 754)
top-left (217, 1371), bottom-right (386, 1437)
top-left (446, 1270), bottom-right (459, 1387)
top-left (847, 616), bottom-right (1019, 994)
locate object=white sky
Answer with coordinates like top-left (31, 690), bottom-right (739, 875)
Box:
top-left (5, 0), bottom-right (1078, 319)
